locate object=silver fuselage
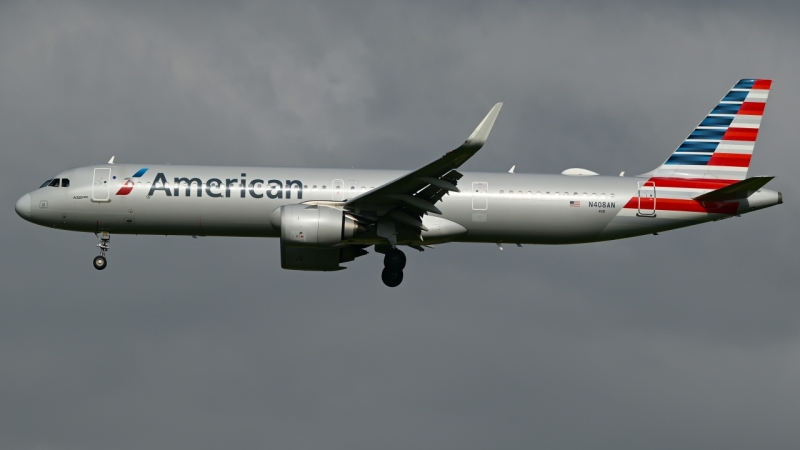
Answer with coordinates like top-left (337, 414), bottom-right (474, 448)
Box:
top-left (16, 164), bottom-right (781, 245)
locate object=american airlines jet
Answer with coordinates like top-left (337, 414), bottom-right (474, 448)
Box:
top-left (15, 79), bottom-right (781, 287)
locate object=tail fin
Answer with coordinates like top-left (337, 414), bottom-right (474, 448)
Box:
top-left (643, 79), bottom-right (771, 181)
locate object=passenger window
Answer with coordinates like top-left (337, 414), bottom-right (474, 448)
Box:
top-left (601, 193), bottom-right (606, 199)
top-left (610, 193), bottom-right (615, 198)
top-left (591, 193), bottom-right (596, 198)
top-left (312, 185), bottom-right (317, 190)
top-left (49, 179), bottom-right (60, 187)
top-left (61, 179), bottom-right (70, 187)
top-left (500, 190), bottom-right (504, 194)
top-left (322, 185), bottom-right (327, 189)
top-left (554, 192), bottom-right (560, 197)
top-left (40, 179), bottom-right (53, 188)
top-left (573, 192), bottom-right (578, 197)
top-left (582, 193), bottom-right (587, 198)
top-left (303, 185), bottom-right (308, 189)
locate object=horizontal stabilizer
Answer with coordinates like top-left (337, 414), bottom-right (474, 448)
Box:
top-left (694, 176), bottom-right (774, 201)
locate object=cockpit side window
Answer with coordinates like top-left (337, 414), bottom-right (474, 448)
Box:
top-left (61, 179), bottom-right (70, 187)
top-left (48, 179), bottom-right (60, 187)
top-left (40, 179), bottom-right (53, 188)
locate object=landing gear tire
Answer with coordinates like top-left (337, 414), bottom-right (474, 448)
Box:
top-left (384, 249), bottom-right (406, 271)
top-left (93, 255), bottom-right (107, 270)
top-left (381, 268), bottom-right (403, 287)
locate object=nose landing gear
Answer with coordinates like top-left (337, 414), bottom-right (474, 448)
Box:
top-left (93, 231), bottom-right (110, 270)
top-left (381, 248), bottom-right (406, 287)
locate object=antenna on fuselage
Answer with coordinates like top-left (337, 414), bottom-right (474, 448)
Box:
top-left (108, 156), bottom-right (115, 164)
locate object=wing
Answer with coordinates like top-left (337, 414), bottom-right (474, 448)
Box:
top-left (344, 103), bottom-right (502, 238)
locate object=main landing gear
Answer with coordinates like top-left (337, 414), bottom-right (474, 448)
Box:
top-left (93, 231), bottom-right (110, 270)
top-left (381, 248), bottom-right (406, 287)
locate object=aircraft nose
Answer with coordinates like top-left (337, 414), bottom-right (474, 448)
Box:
top-left (15, 193), bottom-right (31, 218)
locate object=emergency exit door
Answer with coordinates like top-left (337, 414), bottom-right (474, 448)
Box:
top-left (332, 179), bottom-right (344, 201)
top-left (472, 181), bottom-right (488, 210)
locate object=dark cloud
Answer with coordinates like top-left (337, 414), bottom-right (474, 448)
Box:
top-left (1, 0), bottom-right (799, 449)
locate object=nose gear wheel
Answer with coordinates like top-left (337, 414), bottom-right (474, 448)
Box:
top-left (93, 255), bottom-right (107, 270)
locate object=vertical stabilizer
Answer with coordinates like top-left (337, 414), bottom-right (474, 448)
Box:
top-left (643, 79), bottom-right (771, 181)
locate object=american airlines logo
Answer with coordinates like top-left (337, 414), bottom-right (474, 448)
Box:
top-left (115, 168), bottom-right (149, 195)
top-left (143, 172), bottom-right (305, 199)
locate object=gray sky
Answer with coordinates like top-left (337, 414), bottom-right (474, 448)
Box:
top-left (2, 1), bottom-right (799, 449)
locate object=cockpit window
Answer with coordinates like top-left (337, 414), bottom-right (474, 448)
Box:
top-left (40, 179), bottom-right (53, 188)
top-left (61, 178), bottom-right (70, 187)
top-left (48, 179), bottom-right (60, 187)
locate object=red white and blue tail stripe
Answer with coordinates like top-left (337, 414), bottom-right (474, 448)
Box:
top-left (644, 79), bottom-right (771, 181)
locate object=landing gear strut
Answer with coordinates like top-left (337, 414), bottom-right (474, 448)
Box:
top-left (381, 248), bottom-right (405, 287)
top-left (93, 231), bottom-right (110, 270)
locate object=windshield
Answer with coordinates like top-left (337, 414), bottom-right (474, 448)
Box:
top-left (40, 179), bottom-right (53, 188)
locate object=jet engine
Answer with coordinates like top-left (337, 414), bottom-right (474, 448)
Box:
top-left (271, 204), bottom-right (362, 247)
top-left (271, 204), bottom-right (367, 271)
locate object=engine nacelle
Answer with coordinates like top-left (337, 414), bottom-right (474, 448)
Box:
top-left (271, 204), bottom-right (361, 247)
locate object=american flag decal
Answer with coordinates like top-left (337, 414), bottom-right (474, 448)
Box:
top-left (570, 201), bottom-right (580, 207)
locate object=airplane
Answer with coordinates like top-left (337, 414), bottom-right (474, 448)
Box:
top-left (15, 79), bottom-right (782, 287)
